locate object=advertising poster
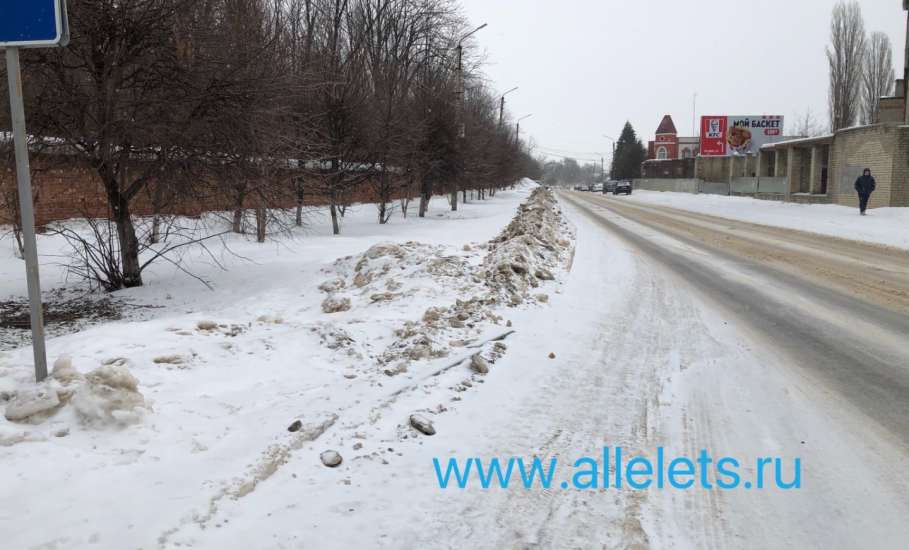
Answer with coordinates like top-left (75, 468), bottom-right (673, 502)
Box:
top-left (700, 115), bottom-right (784, 156)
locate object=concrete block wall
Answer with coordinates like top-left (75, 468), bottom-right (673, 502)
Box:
top-left (889, 126), bottom-right (909, 207)
top-left (787, 147), bottom-right (804, 196)
top-left (827, 124), bottom-right (900, 209)
top-left (695, 156), bottom-right (732, 183)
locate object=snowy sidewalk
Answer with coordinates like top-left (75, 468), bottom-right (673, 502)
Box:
top-left (0, 182), bottom-right (580, 549)
top-left (623, 190), bottom-right (909, 250)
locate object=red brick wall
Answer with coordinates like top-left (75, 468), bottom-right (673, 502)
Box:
top-left (1, 155), bottom-right (408, 227)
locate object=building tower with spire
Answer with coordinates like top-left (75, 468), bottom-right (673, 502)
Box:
top-left (647, 115), bottom-right (700, 160)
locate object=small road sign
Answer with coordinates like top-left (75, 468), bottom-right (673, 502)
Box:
top-left (2, 0), bottom-right (70, 381)
top-left (0, 0), bottom-right (68, 48)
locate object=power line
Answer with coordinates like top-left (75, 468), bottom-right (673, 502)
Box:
top-left (537, 151), bottom-right (602, 163)
top-left (535, 145), bottom-right (607, 157)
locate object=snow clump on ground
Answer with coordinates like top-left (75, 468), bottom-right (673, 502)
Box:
top-left (2, 355), bottom-right (148, 431)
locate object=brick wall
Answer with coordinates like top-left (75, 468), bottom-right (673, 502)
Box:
top-left (641, 158), bottom-right (695, 179)
top-left (0, 154), bottom-right (408, 227)
top-left (0, 155), bottom-right (216, 226)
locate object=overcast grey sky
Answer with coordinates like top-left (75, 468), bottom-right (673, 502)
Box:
top-left (458, 0), bottom-right (907, 164)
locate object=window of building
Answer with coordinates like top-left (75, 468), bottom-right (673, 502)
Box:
top-left (682, 148), bottom-right (691, 159)
top-left (657, 146), bottom-right (668, 160)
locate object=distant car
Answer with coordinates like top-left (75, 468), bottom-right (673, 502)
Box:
top-left (604, 180), bottom-right (618, 193)
top-left (614, 181), bottom-right (632, 195)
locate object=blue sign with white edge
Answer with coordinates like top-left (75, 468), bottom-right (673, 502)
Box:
top-left (0, 0), bottom-right (67, 48)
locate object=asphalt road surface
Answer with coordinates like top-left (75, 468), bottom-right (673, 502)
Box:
top-left (561, 190), bottom-right (909, 447)
top-left (533, 190), bottom-right (909, 548)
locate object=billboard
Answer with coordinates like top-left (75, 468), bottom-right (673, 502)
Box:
top-left (700, 115), bottom-right (784, 156)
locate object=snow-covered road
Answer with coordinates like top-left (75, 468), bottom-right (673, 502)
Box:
top-left (557, 191), bottom-right (909, 549)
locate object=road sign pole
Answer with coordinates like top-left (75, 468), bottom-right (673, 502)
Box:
top-left (5, 47), bottom-right (48, 382)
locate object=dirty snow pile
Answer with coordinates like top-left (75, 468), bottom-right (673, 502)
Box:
top-left (482, 187), bottom-right (575, 304)
top-left (0, 356), bottom-right (148, 446)
top-left (318, 186), bottom-right (575, 379)
top-left (319, 241), bottom-right (479, 315)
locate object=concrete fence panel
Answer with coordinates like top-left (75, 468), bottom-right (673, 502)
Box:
top-left (632, 178), bottom-right (700, 193)
top-left (731, 178), bottom-right (759, 195)
top-left (756, 177), bottom-right (787, 194)
top-left (698, 181), bottom-right (730, 195)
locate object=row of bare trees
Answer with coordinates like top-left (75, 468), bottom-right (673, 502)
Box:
top-left (0, 0), bottom-right (539, 291)
top-left (827, 1), bottom-right (897, 131)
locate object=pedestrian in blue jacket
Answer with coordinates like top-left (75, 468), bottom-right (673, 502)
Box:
top-left (854, 169), bottom-right (876, 215)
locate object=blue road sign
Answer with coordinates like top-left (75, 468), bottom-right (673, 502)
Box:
top-left (0, 0), bottom-right (65, 48)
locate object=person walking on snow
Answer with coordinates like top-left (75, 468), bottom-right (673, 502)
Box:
top-left (854, 168), bottom-right (876, 215)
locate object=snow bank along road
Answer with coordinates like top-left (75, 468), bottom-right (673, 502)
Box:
top-left (555, 190), bottom-right (909, 548)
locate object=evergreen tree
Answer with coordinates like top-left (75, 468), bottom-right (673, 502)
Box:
top-left (611, 122), bottom-right (648, 180)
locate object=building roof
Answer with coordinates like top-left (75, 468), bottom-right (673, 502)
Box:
top-left (761, 134), bottom-right (834, 150)
top-left (656, 115), bottom-right (678, 135)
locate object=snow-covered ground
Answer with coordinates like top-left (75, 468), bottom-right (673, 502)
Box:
top-left (4, 181), bottom-right (908, 549)
top-left (0, 181), bottom-right (578, 549)
top-left (624, 190), bottom-right (909, 250)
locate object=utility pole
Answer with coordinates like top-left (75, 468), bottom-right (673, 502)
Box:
top-left (692, 92), bottom-right (698, 136)
top-left (499, 86), bottom-right (518, 127)
top-left (454, 23), bottom-right (487, 212)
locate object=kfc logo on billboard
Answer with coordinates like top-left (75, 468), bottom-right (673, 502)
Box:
top-left (700, 117), bottom-right (728, 156)
top-left (706, 118), bottom-right (723, 138)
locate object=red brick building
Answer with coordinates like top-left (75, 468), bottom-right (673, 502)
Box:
top-left (647, 115), bottom-right (700, 160)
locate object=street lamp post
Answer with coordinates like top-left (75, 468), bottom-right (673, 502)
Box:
top-left (499, 86), bottom-right (518, 127)
top-left (453, 23), bottom-right (487, 212)
top-left (602, 134), bottom-right (617, 179)
top-left (516, 114), bottom-right (533, 147)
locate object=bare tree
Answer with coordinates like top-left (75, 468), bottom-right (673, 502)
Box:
top-left (361, 0), bottom-right (430, 223)
top-left (20, 0), bottom-right (201, 289)
top-left (861, 31), bottom-right (895, 125)
top-left (793, 108), bottom-right (824, 137)
top-left (827, 1), bottom-right (866, 132)
top-left (193, 0), bottom-right (298, 243)
top-left (4, 0), bottom-right (539, 285)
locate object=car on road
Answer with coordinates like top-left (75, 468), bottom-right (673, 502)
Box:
top-left (613, 180), bottom-right (632, 195)
top-left (604, 180), bottom-right (618, 193)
